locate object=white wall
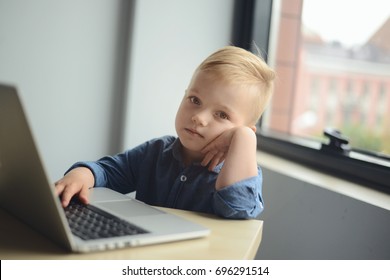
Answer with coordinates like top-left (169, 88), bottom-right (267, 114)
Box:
top-left (0, 0), bottom-right (234, 181)
top-left (0, 0), bottom-right (127, 181)
top-left (123, 0), bottom-right (234, 149)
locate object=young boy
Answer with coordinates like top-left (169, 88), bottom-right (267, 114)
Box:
top-left (55, 46), bottom-right (275, 219)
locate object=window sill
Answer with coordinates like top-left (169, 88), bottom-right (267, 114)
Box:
top-left (257, 150), bottom-right (390, 211)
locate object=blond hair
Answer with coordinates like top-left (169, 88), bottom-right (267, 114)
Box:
top-left (195, 46), bottom-right (275, 125)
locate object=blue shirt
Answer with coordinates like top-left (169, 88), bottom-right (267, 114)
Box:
top-left (69, 136), bottom-right (264, 219)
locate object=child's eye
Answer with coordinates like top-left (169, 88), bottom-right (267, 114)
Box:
top-left (189, 96), bottom-right (201, 105)
top-left (216, 111), bottom-right (229, 120)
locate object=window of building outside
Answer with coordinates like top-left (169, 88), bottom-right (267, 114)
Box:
top-left (264, 0), bottom-right (390, 155)
top-left (262, 0), bottom-right (390, 155)
top-left (257, 0), bottom-right (390, 190)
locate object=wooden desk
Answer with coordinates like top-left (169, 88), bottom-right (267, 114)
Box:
top-left (0, 207), bottom-right (263, 260)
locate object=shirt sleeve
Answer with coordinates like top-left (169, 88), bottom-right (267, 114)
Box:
top-left (66, 153), bottom-right (136, 194)
top-left (65, 137), bottom-right (174, 195)
top-left (212, 167), bottom-right (264, 219)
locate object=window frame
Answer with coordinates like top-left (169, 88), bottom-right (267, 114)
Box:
top-left (233, 0), bottom-right (390, 193)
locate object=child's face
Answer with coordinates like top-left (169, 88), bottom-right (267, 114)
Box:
top-left (175, 70), bottom-right (257, 161)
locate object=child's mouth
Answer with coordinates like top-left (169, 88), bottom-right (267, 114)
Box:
top-left (185, 128), bottom-right (204, 138)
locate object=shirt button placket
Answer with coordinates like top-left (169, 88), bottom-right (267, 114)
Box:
top-left (171, 174), bottom-right (187, 207)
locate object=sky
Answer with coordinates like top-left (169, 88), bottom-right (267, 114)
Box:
top-left (302, 0), bottom-right (390, 47)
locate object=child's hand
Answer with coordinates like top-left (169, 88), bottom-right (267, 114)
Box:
top-left (201, 128), bottom-right (236, 171)
top-left (202, 126), bottom-right (258, 190)
top-left (54, 167), bottom-right (95, 207)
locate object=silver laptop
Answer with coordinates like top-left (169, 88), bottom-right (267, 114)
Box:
top-left (0, 84), bottom-right (210, 253)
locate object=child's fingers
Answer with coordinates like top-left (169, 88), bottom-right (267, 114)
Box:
top-left (60, 188), bottom-right (74, 207)
top-left (54, 180), bottom-right (65, 196)
top-left (201, 150), bottom-right (217, 166)
top-left (201, 143), bottom-right (214, 154)
top-left (208, 152), bottom-right (225, 171)
top-left (58, 182), bottom-right (82, 207)
top-left (78, 185), bottom-right (91, 205)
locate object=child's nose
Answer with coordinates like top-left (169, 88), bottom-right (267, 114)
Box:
top-left (192, 112), bottom-right (208, 126)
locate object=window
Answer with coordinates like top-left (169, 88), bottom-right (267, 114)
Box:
top-left (234, 0), bottom-right (390, 192)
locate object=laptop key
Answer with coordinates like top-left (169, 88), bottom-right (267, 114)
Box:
top-left (65, 199), bottom-right (149, 240)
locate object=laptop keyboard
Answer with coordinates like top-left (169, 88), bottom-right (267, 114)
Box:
top-left (65, 199), bottom-right (149, 240)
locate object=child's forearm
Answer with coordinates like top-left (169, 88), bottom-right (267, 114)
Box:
top-left (215, 126), bottom-right (258, 190)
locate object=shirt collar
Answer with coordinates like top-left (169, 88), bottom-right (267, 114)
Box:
top-left (171, 137), bottom-right (183, 162)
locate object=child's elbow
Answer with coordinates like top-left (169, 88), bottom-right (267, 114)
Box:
top-left (215, 201), bottom-right (264, 220)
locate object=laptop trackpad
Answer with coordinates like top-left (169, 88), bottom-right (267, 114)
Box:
top-left (94, 200), bottom-right (165, 218)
